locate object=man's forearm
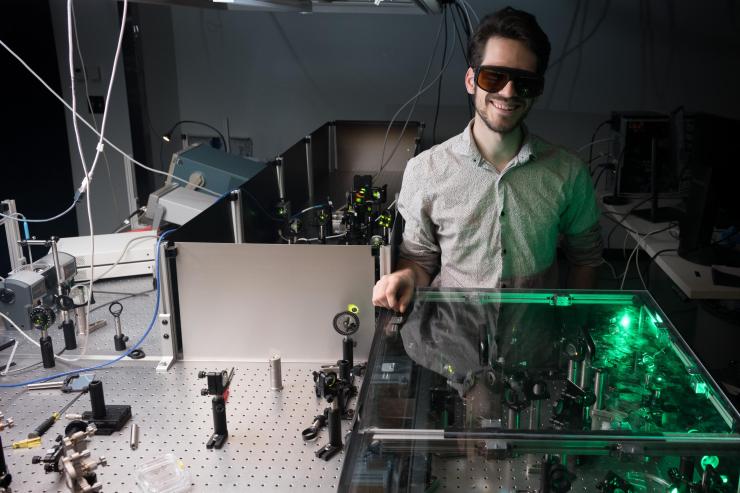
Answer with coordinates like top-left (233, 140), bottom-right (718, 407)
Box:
top-left (568, 264), bottom-right (597, 289)
top-left (396, 258), bottom-right (432, 288)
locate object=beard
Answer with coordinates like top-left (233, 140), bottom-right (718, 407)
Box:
top-left (474, 89), bottom-right (532, 135)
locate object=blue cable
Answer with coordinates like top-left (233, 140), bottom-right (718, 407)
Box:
top-left (0, 229), bottom-right (175, 388)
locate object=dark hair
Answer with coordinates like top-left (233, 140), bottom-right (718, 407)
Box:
top-left (468, 7), bottom-right (551, 75)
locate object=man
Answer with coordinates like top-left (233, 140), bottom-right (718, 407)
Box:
top-left (373, 7), bottom-right (603, 313)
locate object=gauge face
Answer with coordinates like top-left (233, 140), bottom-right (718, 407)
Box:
top-left (332, 311), bottom-right (360, 336)
top-left (29, 305), bottom-right (55, 330)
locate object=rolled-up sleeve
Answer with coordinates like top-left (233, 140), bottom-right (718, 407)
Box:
top-left (560, 164), bottom-right (603, 267)
top-left (397, 158), bottom-right (441, 277)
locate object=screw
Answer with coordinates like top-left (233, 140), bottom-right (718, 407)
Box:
top-left (163, 333), bottom-right (170, 339)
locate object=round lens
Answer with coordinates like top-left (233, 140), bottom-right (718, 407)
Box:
top-left (476, 69), bottom-right (508, 93)
top-left (513, 77), bottom-right (544, 98)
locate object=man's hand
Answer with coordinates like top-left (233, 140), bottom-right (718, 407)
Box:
top-left (372, 268), bottom-right (415, 313)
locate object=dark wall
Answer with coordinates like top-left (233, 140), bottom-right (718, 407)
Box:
top-left (1, 1), bottom-right (78, 275)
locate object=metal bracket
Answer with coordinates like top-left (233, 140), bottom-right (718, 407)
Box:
top-left (156, 314), bottom-right (174, 372)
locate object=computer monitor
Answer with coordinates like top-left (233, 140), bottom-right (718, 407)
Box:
top-left (677, 112), bottom-right (740, 266)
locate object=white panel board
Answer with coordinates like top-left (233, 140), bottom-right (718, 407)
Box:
top-left (175, 242), bottom-right (375, 362)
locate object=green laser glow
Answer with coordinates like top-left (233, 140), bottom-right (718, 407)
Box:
top-left (619, 314), bottom-right (632, 330)
top-left (694, 382), bottom-right (708, 395)
top-left (700, 455), bottom-right (719, 470)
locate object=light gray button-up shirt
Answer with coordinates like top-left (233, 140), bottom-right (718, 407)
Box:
top-left (398, 121), bottom-right (603, 289)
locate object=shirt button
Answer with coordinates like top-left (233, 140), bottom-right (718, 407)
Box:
top-left (500, 210), bottom-right (505, 217)
top-left (502, 248), bottom-right (507, 255)
top-left (501, 283), bottom-right (507, 288)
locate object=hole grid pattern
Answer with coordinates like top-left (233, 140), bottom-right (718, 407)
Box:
top-left (1, 361), bottom-right (355, 492)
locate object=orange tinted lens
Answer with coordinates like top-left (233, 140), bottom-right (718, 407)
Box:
top-left (477, 69), bottom-right (508, 93)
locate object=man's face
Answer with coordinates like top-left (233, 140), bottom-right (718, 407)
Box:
top-left (465, 37), bottom-right (539, 135)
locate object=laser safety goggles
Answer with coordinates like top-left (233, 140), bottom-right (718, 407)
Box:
top-left (474, 66), bottom-right (545, 98)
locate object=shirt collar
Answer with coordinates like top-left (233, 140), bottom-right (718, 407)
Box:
top-left (457, 119), bottom-right (538, 170)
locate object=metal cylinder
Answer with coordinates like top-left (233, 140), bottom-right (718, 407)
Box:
top-left (592, 368), bottom-right (605, 412)
top-left (567, 359), bottom-right (578, 384)
top-left (229, 189), bottom-right (244, 244)
top-left (304, 136), bottom-right (314, 205)
top-left (50, 239), bottom-right (65, 296)
top-left (62, 319), bottom-right (77, 350)
top-left (328, 400), bottom-right (342, 447)
top-left (578, 359), bottom-right (590, 390)
top-left (338, 359), bottom-right (351, 382)
top-left (529, 400), bottom-right (542, 430)
top-left (343, 337), bottom-right (354, 370)
top-left (275, 157), bottom-right (286, 201)
top-left (71, 285), bottom-right (88, 336)
top-left (269, 355), bottom-right (282, 391)
top-left (507, 407), bottom-right (520, 430)
top-left (75, 306), bottom-right (88, 337)
top-left (130, 423), bottom-right (139, 450)
top-left (89, 380), bottom-right (107, 420)
top-left (28, 381), bottom-right (64, 391)
top-left (40, 335), bottom-right (55, 369)
top-left (113, 316), bottom-right (123, 337)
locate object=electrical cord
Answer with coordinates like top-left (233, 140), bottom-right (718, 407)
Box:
top-left (577, 136), bottom-right (613, 155)
top-left (593, 165), bottom-right (609, 187)
top-left (90, 289), bottom-right (155, 314)
top-left (0, 230), bottom-right (173, 388)
top-left (71, 2), bottom-right (121, 222)
top-left (0, 311), bottom-right (85, 364)
top-left (375, 11), bottom-right (453, 182)
top-left (458, 0), bottom-right (479, 24)
top-left (640, 247), bottom-right (678, 288)
top-left (0, 202), bottom-right (78, 224)
top-left (641, 229), bottom-right (740, 287)
top-left (163, 120), bottom-right (228, 152)
top-left (599, 257), bottom-right (620, 280)
top-left (66, 0), bottom-right (129, 363)
top-left (291, 204), bottom-right (328, 221)
top-left (602, 211), bottom-right (642, 237)
top-left (90, 235), bottom-right (158, 283)
top-left (449, 4), bottom-right (473, 119)
top-left (0, 348), bottom-right (68, 377)
top-left (619, 224), bottom-right (676, 290)
top-left (431, 7), bottom-right (449, 146)
top-left (586, 119), bottom-right (612, 175)
top-left (547, 0), bottom-right (611, 72)
top-left (0, 39), bottom-right (221, 201)
top-left (545, 0), bottom-right (581, 108)
top-left (87, 289), bottom-right (148, 296)
top-left (0, 0), bottom-right (133, 228)
top-left (604, 196), bottom-right (653, 249)
top-left (453, 0), bottom-right (474, 35)
top-left (567, 0), bottom-right (590, 109)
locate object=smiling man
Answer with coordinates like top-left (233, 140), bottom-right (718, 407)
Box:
top-left (373, 7), bottom-right (603, 313)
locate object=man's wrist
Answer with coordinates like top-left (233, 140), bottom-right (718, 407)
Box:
top-left (395, 267), bottom-right (417, 285)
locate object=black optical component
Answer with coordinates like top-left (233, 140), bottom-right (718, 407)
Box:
top-left (474, 65), bottom-right (545, 98)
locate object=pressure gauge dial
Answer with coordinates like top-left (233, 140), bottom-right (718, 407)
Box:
top-left (29, 305), bottom-right (55, 331)
top-left (332, 311), bottom-right (359, 336)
